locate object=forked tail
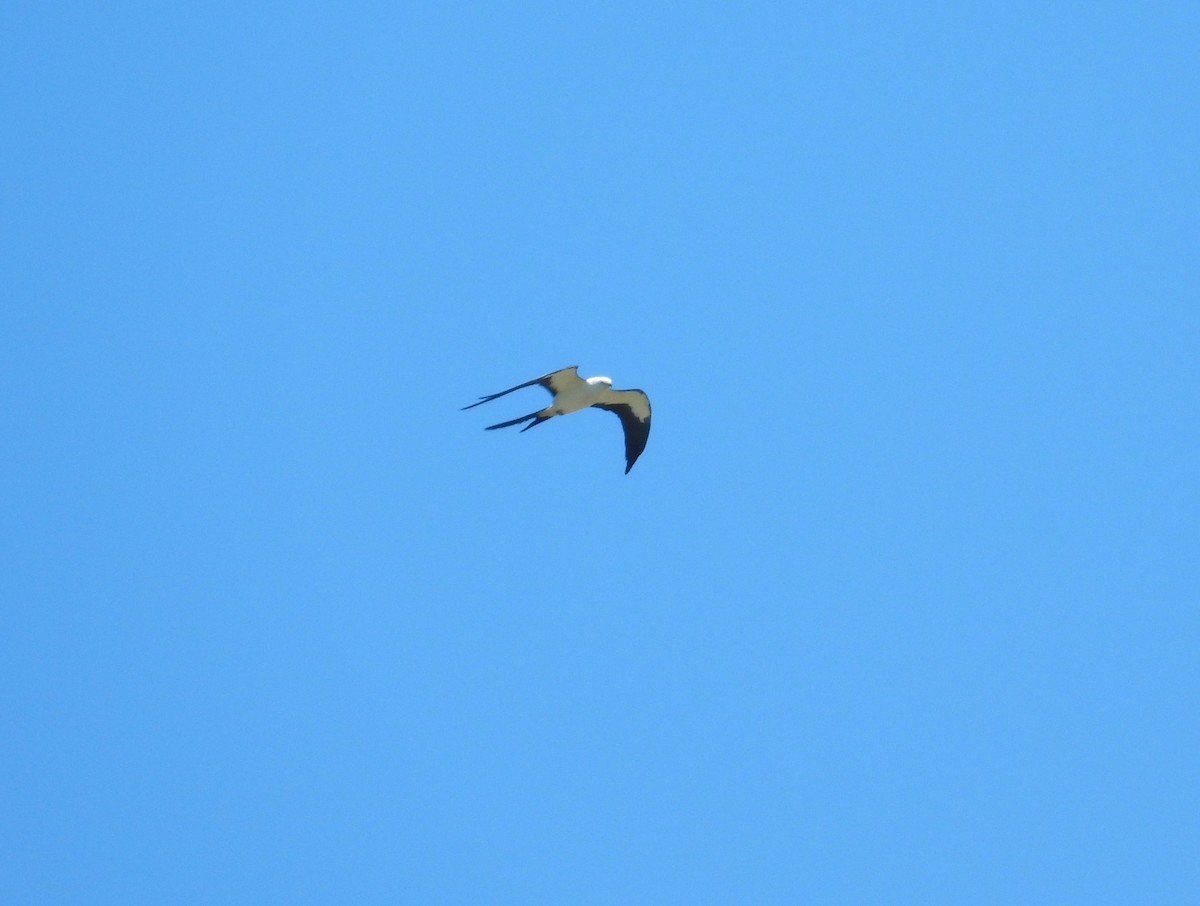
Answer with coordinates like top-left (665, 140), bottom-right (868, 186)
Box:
top-left (485, 410), bottom-right (552, 431)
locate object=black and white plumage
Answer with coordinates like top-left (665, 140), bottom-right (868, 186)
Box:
top-left (463, 365), bottom-right (651, 473)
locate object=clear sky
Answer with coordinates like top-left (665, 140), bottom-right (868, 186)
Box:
top-left (4, 3), bottom-right (1198, 902)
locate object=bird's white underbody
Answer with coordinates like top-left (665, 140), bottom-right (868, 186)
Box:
top-left (463, 366), bottom-right (651, 473)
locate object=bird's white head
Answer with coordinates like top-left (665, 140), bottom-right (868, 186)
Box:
top-left (587, 376), bottom-right (613, 388)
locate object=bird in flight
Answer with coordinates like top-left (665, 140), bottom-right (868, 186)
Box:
top-left (463, 365), bottom-right (651, 473)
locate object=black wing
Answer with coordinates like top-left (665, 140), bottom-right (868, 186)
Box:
top-left (461, 366), bottom-right (579, 410)
top-left (594, 393), bottom-right (651, 474)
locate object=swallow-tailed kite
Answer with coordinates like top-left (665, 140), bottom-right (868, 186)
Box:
top-left (463, 365), bottom-right (651, 473)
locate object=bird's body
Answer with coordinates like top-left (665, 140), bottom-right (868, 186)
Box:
top-left (463, 365), bottom-right (651, 473)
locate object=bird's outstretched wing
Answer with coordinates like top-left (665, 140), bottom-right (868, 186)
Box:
top-left (593, 389), bottom-right (651, 473)
top-left (461, 366), bottom-right (581, 410)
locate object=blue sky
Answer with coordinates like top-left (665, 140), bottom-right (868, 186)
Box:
top-left (4, 2), bottom-right (1198, 902)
